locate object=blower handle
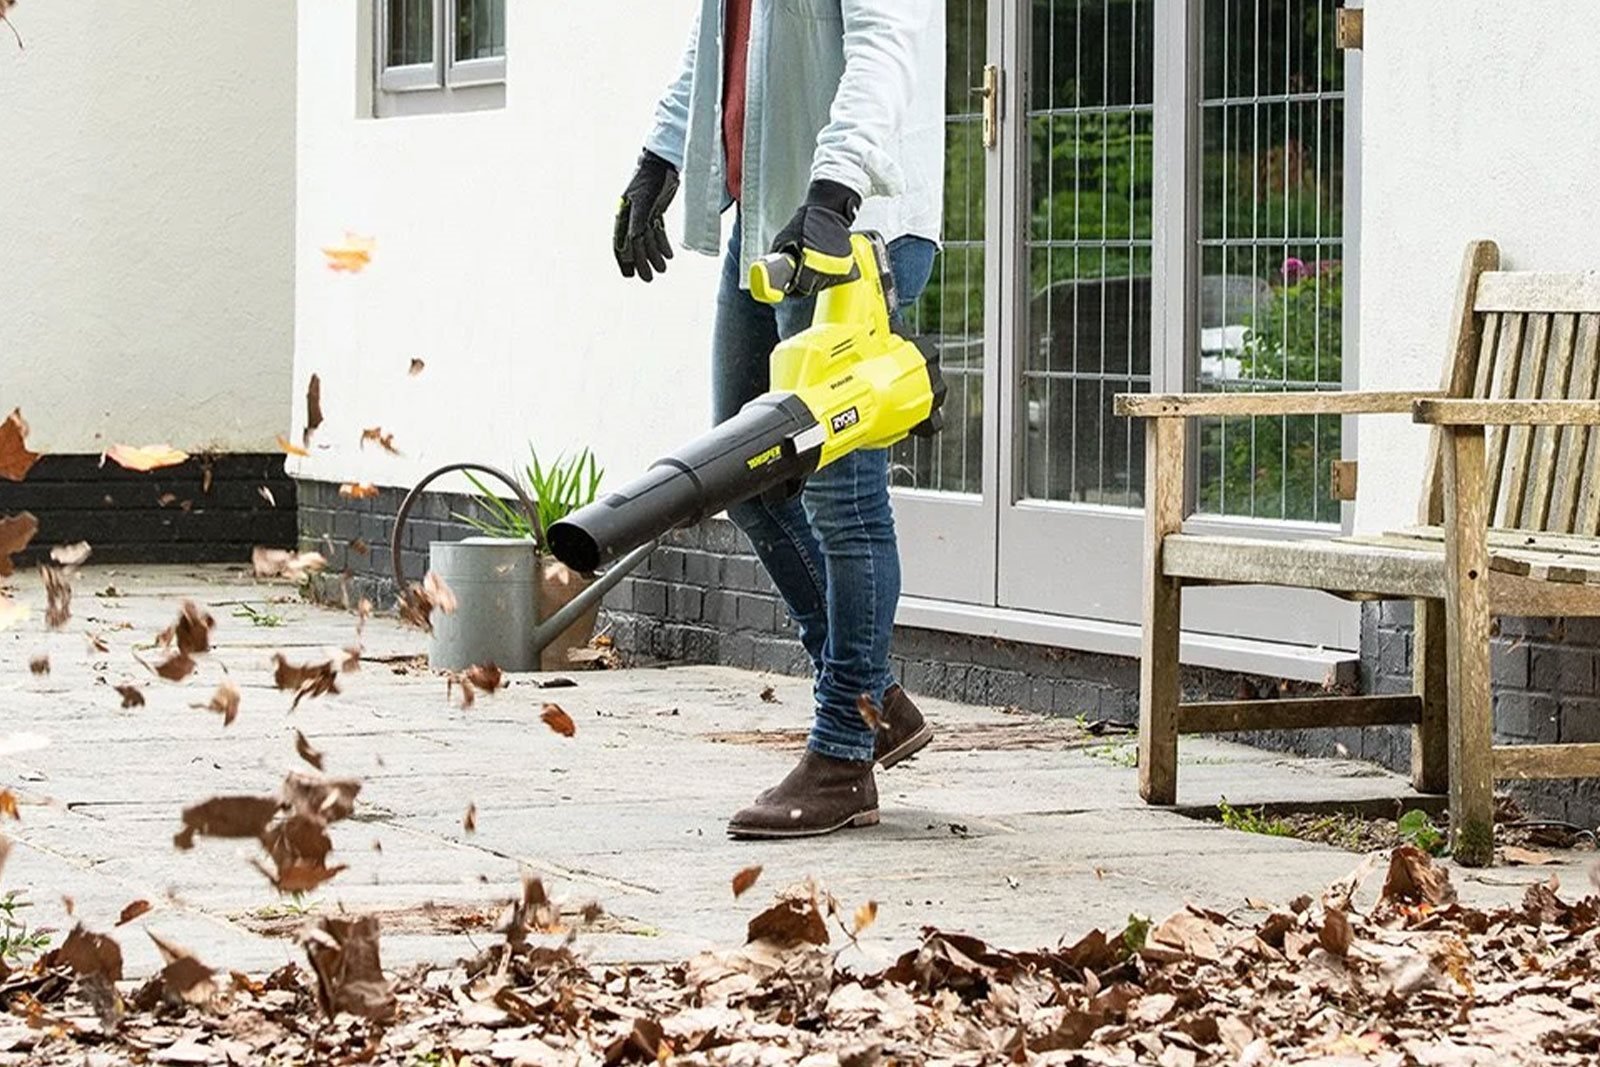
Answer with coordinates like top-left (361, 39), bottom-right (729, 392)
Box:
top-left (749, 251), bottom-right (798, 305)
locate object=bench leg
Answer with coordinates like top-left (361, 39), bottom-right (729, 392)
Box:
top-left (1139, 418), bottom-right (1183, 805)
top-left (1443, 427), bottom-right (1494, 866)
top-left (1411, 598), bottom-right (1449, 794)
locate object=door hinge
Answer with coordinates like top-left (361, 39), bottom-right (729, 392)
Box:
top-left (1335, 8), bottom-right (1363, 50)
top-left (1330, 459), bottom-right (1359, 502)
top-left (976, 64), bottom-right (1000, 150)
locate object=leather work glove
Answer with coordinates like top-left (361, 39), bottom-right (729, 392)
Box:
top-left (770, 179), bottom-right (863, 297)
top-left (614, 149), bottom-right (680, 282)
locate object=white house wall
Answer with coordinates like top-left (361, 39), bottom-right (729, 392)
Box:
top-left (292, 0), bottom-right (718, 495)
top-left (0, 2), bottom-right (295, 453)
top-left (1356, 0), bottom-right (1600, 534)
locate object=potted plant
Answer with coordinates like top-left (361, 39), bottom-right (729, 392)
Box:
top-left (456, 447), bottom-right (606, 671)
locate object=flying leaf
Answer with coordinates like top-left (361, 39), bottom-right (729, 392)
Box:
top-left (27, 653), bottom-right (47, 676)
top-left (398, 571), bottom-right (456, 632)
top-left (408, 358), bottom-right (425, 376)
top-left (258, 486), bottom-right (277, 507)
top-left (464, 662), bottom-right (503, 692)
top-left (253, 547), bottom-right (327, 581)
top-left (541, 703), bottom-right (576, 738)
top-left (852, 900), bottom-right (879, 935)
top-left (350, 538), bottom-right (370, 557)
top-left (173, 795), bottom-right (282, 850)
top-left (0, 409), bottom-right (41, 481)
top-left (39, 563), bottom-right (71, 628)
top-left (153, 651), bottom-right (197, 682)
top-left (272, 653), bottom-right (341, 708)
top-left (359, 426), bottom-right (400, 454)
top-left (732, 866), bottom-right (763, 899)
top-left (322, 232), bottom-right (376, 274)
top-left (294, 730), bottom-right (325, 771)
top-left (339, 483), bottom-right (379, 499)
top-left (276, 434), bottom-right (310, 457)
top-left (104, 443), bottom-right (188, 472)
top-left (195, 679), bottom-right (241, 725)
top-left (747, 890), bottom-right (830, 948)
top-left (145, 932), bottom-right (217, 1005)
top-left (50, 541), bottom-right (91, 566)
top-left (0, 791), bottom-right (18, 820)
top-left (303, 915), bottom-right (396, 1022)
top-left (0, 512), bottom-right (39, 577)
top-left (0, 597), bottom-right (26, 630)
top-left (1504, 846), bottom-right (1557, 867)
top-left (115, 684), bottom-right (146, 709)
top-left (258, 812), bottom-right (346, 894)
top-left (170, 600), bottom-right (215, 656)
top-left (463, 802), bottom-right (477, 833)
top-left (116, 900), bottom-right (153, 927)
top-left (759, 685), bottom-right (779, 703)
top-left (304, 373), bottom-right (323, 446)
top-left (856, 693), bottom-right (883, 732)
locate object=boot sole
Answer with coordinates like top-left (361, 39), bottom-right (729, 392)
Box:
top-left (726, 810), bottom-right (880, 840)
top-left (876, 724), bottom-right (935, 771)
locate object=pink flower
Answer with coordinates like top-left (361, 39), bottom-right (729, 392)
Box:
top-left (1280, 257), bottom-right (1308, 284)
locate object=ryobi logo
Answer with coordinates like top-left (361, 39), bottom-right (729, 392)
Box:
top-left (745, 445), bottom-right (783, 471)
top-left (829, 407), bottom-right (861, 434)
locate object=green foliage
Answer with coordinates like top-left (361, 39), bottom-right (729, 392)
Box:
top-left (1086, 742), bottom-right (1137, 768)
top-left (1198, 265), bottom-right (1344, 523)
top-left (1397, 809), bottom-right (1449, 856)
top-left (1217, 800), bottom-right (1294, 838)
top-left (232, 603), bottom-right (285, 628)
top-left (1120, 913), bottom-right (1151, 956)
top-left (0, 892), bottom-right (52, 964)
top-left (456, 446), bottom-right (604, 545)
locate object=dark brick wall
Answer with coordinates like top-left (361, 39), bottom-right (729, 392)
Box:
top-left (1, 453), bottom-right (294, 564)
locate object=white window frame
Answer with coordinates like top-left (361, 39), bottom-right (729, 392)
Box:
top-left (374, 0), bottom-right (505, 110)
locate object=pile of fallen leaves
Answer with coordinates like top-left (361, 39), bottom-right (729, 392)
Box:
top-left (0, 847), bottom-right (1595, 1065)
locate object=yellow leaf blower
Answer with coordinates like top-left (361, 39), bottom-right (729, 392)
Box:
top-left (548, 232), bottom-right (946, 574)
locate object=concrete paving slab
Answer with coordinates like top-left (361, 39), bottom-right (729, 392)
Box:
top-left (0, 564), bottom-right (1590, 978)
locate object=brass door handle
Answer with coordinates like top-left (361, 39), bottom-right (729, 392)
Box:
top-left (973, 64), bottom-right (999, 150)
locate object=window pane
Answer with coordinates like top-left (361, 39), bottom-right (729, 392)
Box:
top-left (456, 0), bottom-right (506, 62)
top-left (387, 0), bottom-right (434, 67)
top-left (1020, 0), bottom-right (1156, 507)
top-left (892, 0), bottom-right (986, 495)
top-left (1196, 0), bottom-right (1344, 524)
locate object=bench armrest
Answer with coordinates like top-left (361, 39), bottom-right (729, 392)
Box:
top-left (1114, 390), bottom-right (1443, 419)
top-left (1412, 398), bottom-right (1600, 426)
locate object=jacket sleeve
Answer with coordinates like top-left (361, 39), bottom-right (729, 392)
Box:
top-left (810, 0), bottom-right (936, 198)
top-left (644, 10), bottom-right (702, 171)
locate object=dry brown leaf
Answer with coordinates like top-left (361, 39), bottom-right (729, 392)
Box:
top-left (732, 866), bottom-right (763, 899)
top-left (53, 924), bottom-right (124, 983)
top-left (0, 790), bottom-right (18, 820)
top-left (747, 890), bottom-right (831, 948)
top-left (1503, 845), bottom-right (1557, 867)
top-left (272, 653), bottom-right (341, 708)
top-left (447, 673), bottom-right (477, 708)
top-left (350, 538), bottom-right (370, 557)
top-left (339, 483), bottom-right (379, 499)
top-left (465, 661), bottom-right (503, 692)
top-left (252, 546), bottom-right (327, 581)
top-left (116, 900), bottom-right (153, 927)
top-left (0, 409), bottom-right (41, 481)
top-left (171, 600), bottom-right (215, 656)
top-left (1319, 906), bottom-right (1352, 957)
top-left (115, 684), bottom-right (145, 708)
top-left (50, 541), bottom-right (91, 566)
top-left (759, 685), bottom-right (779, 703)
top-left (258, 485), bottom-right (277, 507)
top-left (856, 693), bottom-right (883, 732)
top-left (463, 802), bottom-right (477, 833)
top-left (196, 678), bottom-right (241, 725)
top-left (1381, 845), bottom-right (1458, 907)
top-left (173, 795), bottom-right (281, 850)
top-left (359, 426), bottom-right (400, 454)
top-left (0, 511), bottom-right (38, 577)
top-left (276, 434), bottom-right (310, 457)
top-left (87, 632), bottom-right (109, 653)
top-left (541, 703), bottom-right (576, 738)
top-left (322, 232), bottom-right (376, 274)
top-left (39, 563), bottom-right (71, 628)
top-left (852, 900), bottom-right (879, 935)
top-left (280, 771), bottom-right (361, 823)
top-left (27, 653), bottom-right (47, 676)
top-left (408, 358), bottom-right (425, 376)
top-left (304, 373), bottom-right (323, 446)
top-left (258, 812), bottom-right (345, 894)
top-left (146, 932), bottom-right (217, 1005)
top-left (153, 651), bottom-right (196, 682)
top-left (398, 571), bottom-right (457, 632)
top-left (303, 915), bottom-right (396, 1021)
top-left (294, 730), bottom-right (324, 771)
top-left (104, 443), bottom-right (188, 472)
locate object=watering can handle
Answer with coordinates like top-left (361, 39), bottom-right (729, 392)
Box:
top-left (390, 462), bottom-right (542, 598)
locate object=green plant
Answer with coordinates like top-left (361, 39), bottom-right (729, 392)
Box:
top-left (457, 446), bottom-right (604, 544)
top-left (232, 603), bottom-right (285, 628)
top-left (1397, 809), bottom-right (1449, 856)
top-left (0, 891), bottom-right (52, 963)
top-left (1086, 742), bottom-right (1137, 767)
top-left (1217, 800), bottom-right (1293, 838)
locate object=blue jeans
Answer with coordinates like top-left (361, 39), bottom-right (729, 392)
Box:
top-left (713, 216), bottom-right (937, 762)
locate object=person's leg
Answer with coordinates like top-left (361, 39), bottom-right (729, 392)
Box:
top-left (801, 235), bottom-right (939, 762)
top-left (712, 216), bottom-right (830, 669)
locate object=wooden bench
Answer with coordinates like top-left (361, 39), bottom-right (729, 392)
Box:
top-left (1115, 240), bottom-right (1600, 866)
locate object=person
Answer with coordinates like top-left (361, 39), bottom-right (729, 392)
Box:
top-left (613, 1), bottom-right (946, 839)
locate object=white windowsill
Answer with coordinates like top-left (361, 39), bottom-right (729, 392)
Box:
top-left (896, 596), bottom-right (1359, 687)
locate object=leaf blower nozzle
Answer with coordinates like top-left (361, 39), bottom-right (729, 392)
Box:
top-left (548, 232), bottom-right (943, 575)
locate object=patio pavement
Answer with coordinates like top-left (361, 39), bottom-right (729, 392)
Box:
top-left (0, 564), bottom-right (1587, 979)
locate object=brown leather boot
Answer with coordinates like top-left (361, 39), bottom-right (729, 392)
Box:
top-left (874, 685), bottom-right (934, 769)
top-left (727, 751), bottom-right (879, 839)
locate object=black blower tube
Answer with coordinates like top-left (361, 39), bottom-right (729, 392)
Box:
top-left (548, 394), bottom-right (823, 574)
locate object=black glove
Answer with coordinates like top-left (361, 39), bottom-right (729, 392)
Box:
top-left (614, 149), bottom-right (680, 282)
top-left (770, 179), bottom-right (863, 297)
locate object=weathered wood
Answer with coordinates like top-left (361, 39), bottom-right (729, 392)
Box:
top-left (1443, 426), bottom-right (1494, 867)
top-left (1487, 574), bottom-right (1600, 617)
top-left (1524, 313), bottom-right (1577, 529)
top-left (1420, 241), bottom-right (1501, 526)
top-left (1413, 398), bottom-right (1600, 426)
top-left (1552, 315), bottom-right (1600, 532)
top-left (1177, 695), bottom-right (1422, 735)
top-left (1484, 313), bottom-right (1526, 520)
top-left (1329, 459), bottom-right (1358, 502)
top-left (1495, 743), bottom-right (1600, 780)
top-left (1474, 269), bottom-right (1600, 313)
top-left (1412, 599), bottom-right (1449, 794)
top-left (1161, 534), bottom-right (1445, 598)
top-left (1389, 524), bottom-right (1600, 559)
top-left (1340, 533), bottom-right (1529, 577)
top-left (1138, 418), bottom-right (1184, 806)
top-left (1499, 313), bottom-right (1550, 525)
top-left (1115, 391), bottom-right (1439, 419)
